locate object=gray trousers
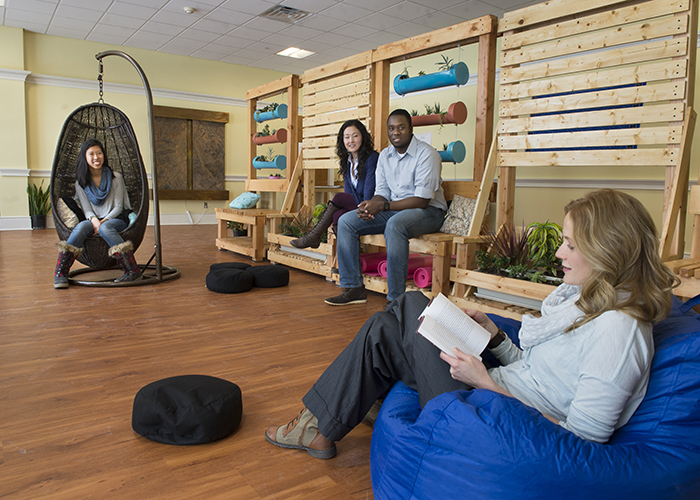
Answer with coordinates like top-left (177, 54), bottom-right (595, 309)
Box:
top-left (302, 291), bottom-right (472, 442)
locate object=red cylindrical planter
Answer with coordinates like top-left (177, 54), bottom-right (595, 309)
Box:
top-left (253, 128), bottom-right (287, 145)
top-left (411, 102), bottom-right (467, 127)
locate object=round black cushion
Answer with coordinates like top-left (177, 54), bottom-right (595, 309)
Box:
top-left (247, 265), bottom-right (289, 288)
top-left (132, 375), bottom-right (242, 445)
top-left (209, 262), bottom-right (251, 272)
top-left (206, 268), bottom-right (253, 293)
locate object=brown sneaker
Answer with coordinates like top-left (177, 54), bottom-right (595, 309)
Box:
top-left (264, 408), bottom-right (337, 459)
top-left (324, 286), bottom-right (367, 306)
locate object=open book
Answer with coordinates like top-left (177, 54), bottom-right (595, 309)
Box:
top-left (417, 293), bottom-right (491, 360)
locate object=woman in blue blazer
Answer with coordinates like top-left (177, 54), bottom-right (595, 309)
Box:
top-left (291, 120), bottom-right (378, 249)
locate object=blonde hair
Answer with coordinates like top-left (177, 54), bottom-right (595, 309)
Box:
top-left (564, 189), bottom-right (679, 329)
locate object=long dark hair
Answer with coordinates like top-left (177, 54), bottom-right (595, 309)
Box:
top-left (336, 120), bottom-right (375, 181)
top-left (76, 138), bottom-right (110, 189)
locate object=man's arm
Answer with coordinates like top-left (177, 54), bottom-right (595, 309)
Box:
top-left (357, 196), bottom-right (429, 220)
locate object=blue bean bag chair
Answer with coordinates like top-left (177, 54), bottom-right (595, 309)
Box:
top-left (370, 297), bottom-right (700, 500)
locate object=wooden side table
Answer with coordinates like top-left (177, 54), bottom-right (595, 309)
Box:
top-left (215, 208), bottom-right (279, 261)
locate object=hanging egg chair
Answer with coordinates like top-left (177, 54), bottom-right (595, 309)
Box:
top-left (50, 50), bottom-right (180, 286)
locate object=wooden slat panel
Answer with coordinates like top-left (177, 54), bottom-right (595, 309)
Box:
top-left (442, 180), bottom-right (481, 200)
top-left (304, 94), bottom-right (371, 116)
top-left (501, 15), bottom-right (688, 67)
top-left (499, 126), bottom-right (682, 150)
top-left (245, 74), bottom-right (296, 100)
top-left (303, 136), bottom-right (337, 148)
top-left (303, 67), bottom-right (371, 95)
top-left (502, 0), bottom-right (689, 50)
top-left (500, 38), bottom-right (688, 85)
top-left (304, 81), bottom-right (371, 107)
top-left (304, 159), bottom-right (340, 170)
top-left (500, 0), bottom-right (650, 33)
top-left (303, 123), bottom-right (348, 138)
top-left (498, 149), bottom-right (678, 167)
top-left (500, 60), bottom-right (687, 100)
top-left (372, 15), bottom-right (494, 62)
top-left (303, 107), bottom-right (370, 128)
top-left (498, 103), bottom-right (684, 134)
top-left (499, 81), bottom-right (685, 118)
top-left (301, 52), bottom-right (372, 85)
top-left (303, 147), bottom-right (337, 159)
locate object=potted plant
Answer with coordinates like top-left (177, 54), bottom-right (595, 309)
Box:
top-left (394, 54), bottom-right (469, 96)
top-left (438, 141), bottom-right (466, 164)
top-left (253, 123), bottom-right (288, 145)
top-left (27, 179), bottom-right (51, 229)
top-left (254, 103), bottom-right (288, 123)
top-left (253, 147), bottom-right (287, 171)
top-left (227, 221), bottom-right (247, 237)
top-left (411, 101), bottom-right (467, 127)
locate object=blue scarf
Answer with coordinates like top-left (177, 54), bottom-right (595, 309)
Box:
top-left (85, 166), bottom-right (113, 206)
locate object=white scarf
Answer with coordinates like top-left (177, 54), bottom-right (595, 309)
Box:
top-left (519, 284), bottom-right (584, 350)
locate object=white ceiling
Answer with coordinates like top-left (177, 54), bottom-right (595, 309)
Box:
top-left (0, 0), bottom-right (540, 73)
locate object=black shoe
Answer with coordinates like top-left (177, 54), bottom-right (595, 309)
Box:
top-left (324, 286), bottom-right (367, 306)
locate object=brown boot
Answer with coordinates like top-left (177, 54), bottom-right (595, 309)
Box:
top-left (109, 241), bottom-right (141, 283)
top-left (290, 202), bottom-right (340, 249)
top-left (54, 241), bottom-right (82, 289)
top-left (264, 408), bottom-right (336, 459)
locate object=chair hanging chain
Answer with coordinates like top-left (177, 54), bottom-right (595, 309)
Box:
top-left (97, 60), bottom-right (104, 103)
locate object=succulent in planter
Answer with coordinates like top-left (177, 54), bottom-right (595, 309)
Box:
top-left (27, 179), bottom-right (51, 216)
top-left (227, 221), bottom-right (246, 236)
top-left (436, 54), bottom-right (454, 71)
top-left (527, 220), bottom-right (563, 279)
top-left (256, 147), bottom-right (278, 162)
top-left (255, 124), bottom-right (276, 138)
top-left (278, 204), bottom-right (328, 244)
top-left (259, 102), bottom-right (279, 113)
top-left (424, 102), bottom-right (448, 127)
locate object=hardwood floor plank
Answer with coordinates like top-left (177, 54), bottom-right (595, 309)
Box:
top-left (0, 225), bottom-right (384, 499)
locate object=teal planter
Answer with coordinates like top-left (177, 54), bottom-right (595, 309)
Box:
top-left (253, 155), bottom-right (287, 170)
top-left (394, 62), bottom-right (469, 96)
top-left (439, 141), bottom-right (466, 164)
top-left (254, 103), bottom-right (288, 123)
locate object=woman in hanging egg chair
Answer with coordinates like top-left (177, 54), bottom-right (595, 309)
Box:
top-left (54, 138), bottom-right (140, 288)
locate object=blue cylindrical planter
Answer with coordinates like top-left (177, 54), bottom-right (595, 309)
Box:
top-left (254, 103), bottom-right (288, 123)
top-left (439, 141), bottom-right (466, 164)
top-left (253, 155), bottom-right (287, 170)
top-left (393, 62), bottom-right (469, 96)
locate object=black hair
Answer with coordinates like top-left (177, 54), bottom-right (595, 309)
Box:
top-left (335, 120), bottom-right (376, 182)
top-left (76, 139), bottom-right (110, 189)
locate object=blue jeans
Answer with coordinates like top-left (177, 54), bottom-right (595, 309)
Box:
top-left (66, 219), bottom-right (127, 249)
top-left (336, 206), bottom-right (445, 301)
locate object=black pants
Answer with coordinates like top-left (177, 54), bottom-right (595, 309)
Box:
top-left (302, 291), bottom-right (472, 442)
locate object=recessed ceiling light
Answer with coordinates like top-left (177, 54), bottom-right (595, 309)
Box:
top-left (277, 47), bottom-right (315, 59)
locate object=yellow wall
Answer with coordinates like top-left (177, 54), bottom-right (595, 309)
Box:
top-left (0, 26), bottom-right (287, 222)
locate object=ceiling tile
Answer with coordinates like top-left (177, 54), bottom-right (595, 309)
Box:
top-left (242, 16), bottom-right (292, 33)
top-left (250, 56), bottom-right (287, 70)
top-left (227, 25), bottom-right (269, 41)
top-left (6, 9), bottom-right (52, 24)
top-left (344, 0), bottom-right (402, 10)
top-left (220, 53), bottom-right (257, 65)
top-left (123, 38), bottom-right (166, 51)
top-left (212, 35), bottom-right (254, 49)
top-left (9, 0), bottom-right (57, 15)
top-left (279, 0), bottom-right (340, 14)
top-left (408, 0), bottom-right (464, 9)
top-left (190, 50), bottom-right (225, 61)
top-left (311, 31), bottom-right (355, 47)
top-left (178, 28), bottom-right (221, 42)
top-left (151, 10), bottom-right (201, 28)
top-left (50, 15), bottom-right (89, 30)
top-left (204, 8), bottom-right (254, 25)
top-left (55, 4), bottom-right (103, 22)
top-left (247, 41), bottom-right (288, 55)
top-left (412, 11), bottom-right (464, 30)
top-left (60, 0), bottom-right (112, 10)
top-left (278, 24), bottom-right (324, 39)
top-left (354, 12), bottom-right (404, 30)
top-left (381, 1), bottom-right (436, 22)
top-left (331, 22), bottom-right (377, 38)
top-left (161, 38), bottom-right (208, 53)
top-left (93, 23), bottom-right (136, 38)
top-left (361, 30), bottom-right (403, 45)
top-left (296, 39), bottom-right (335, 53)
top-left (107, 3), bottom-right (158, 19)
top-left (4, 19), bottom-right (50, 33)
top-left (320, 46), bottom-right (361, 59)
top-left (261, 32), bottom-right (305, 47)
top-left (320, 3), bottom-right (373, 23)
top-left (100, 13), bottom-right (146, 29)
top-left (118, 0), bottom-right (168, 8)
top-left (141, 21), bottom-right (184, 36)
top-left (192, 18), bottom-right (239, 34)
top-left (384, 21), bottom-right (432, 38)
top-left (219, 0), bottom-right (277, 16)
top-left (296, 14), bottom-right (345, 31)
top-left (346, 38), bottom-right (378, 52)
top-left (126, 30), bottom-right (172, 44)
top-left (443, 0), bottom-right (499, 19)
top-left (198, 42), bottom-right (236, 55)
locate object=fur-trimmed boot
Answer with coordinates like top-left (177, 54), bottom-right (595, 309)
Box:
top-left (54, 241), bottom-right (82, 289)
top-left (290, 202), bottom-right (340, 249)
top-left (109, 241), bottom-right (141, 283)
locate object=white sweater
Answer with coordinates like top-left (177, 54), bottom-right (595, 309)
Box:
top-left (488, 285), bottom-right (654, 443)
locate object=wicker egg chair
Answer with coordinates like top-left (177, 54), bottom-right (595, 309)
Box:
top-left (50, 103), bottom-right (149, 269)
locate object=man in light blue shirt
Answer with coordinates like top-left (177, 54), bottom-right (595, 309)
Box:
top-left (326, 109), bottom-right (446, 306)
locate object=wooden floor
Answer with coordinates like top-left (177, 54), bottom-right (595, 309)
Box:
top-left (0, 225), bottom-right (388, 500)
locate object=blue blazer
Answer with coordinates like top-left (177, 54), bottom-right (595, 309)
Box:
top-left (344, 151), bottom-right (378, 206)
